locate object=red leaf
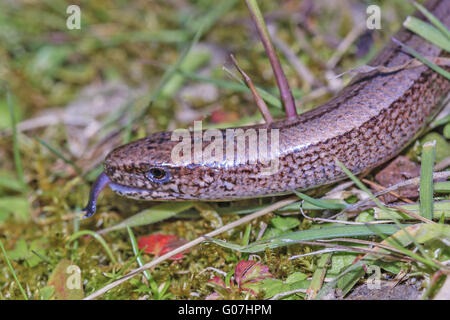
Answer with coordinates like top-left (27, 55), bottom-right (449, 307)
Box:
top-left (137, 234), bottom-right (189, 260)
top-left (235, 259), bottom-right (272, 294)
top-left (204, 260), bottom-right (272, 299)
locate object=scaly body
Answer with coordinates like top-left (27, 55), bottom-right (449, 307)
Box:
top-left (84, 0), bottom-right (449, 217)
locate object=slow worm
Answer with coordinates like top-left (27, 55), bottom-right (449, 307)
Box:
top-left (83, 0), bottom-right (449, 217)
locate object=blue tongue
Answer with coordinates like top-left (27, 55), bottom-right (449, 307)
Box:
top-left (82, 172), bottom-right (111, 218)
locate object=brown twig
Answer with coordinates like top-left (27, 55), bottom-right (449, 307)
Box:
top-left (288, 240), bottom-right (412, 262)
top-left (389, 206), bottom-right (435, 224)
top-left (434, 156), bottom-right (450, 171)
top-left (317, 238), bottom-right (412, 257)
top-left (245, 0), bottom-right (297, 118)
top-left (230, 54), bottom-right (273, 124)
top-left (361, 178), bottom-right (415, 204)
top-left (299, 204), bottom-right (392, 225)
top-left (344, 171), bottom-right (450, 213)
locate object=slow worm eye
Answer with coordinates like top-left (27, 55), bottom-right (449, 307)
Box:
top-left (146, 167), bottom-right (170, 183)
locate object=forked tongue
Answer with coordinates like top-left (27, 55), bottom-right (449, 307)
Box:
top-left (83, 172), bottom-right (111, 218)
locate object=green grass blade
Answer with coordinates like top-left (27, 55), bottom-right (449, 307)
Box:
top-left (375, 201), bottom-right (450, 220)
top-left (403, 16), bottom-right (450, 51)
top-left (0, 171), bottom-right (23, 192)
top-left (293, 191), bottom-right (348, 210)
top-left (411, 1), bottom-right (450, 39)
top-left (0, 239), bottom-right (28, 299)
top-left (430, 113), bottom-right (450, 129)
top-left (420, 141), bottom-right (436, 220)
top-left (67, 230), bottom-right (117, 264)
top-left (335, 160), bottom-right (387, 211)
top-left (241, 224), bottom-right (252, 247)
top-left (335, 160), bottom-right (438, 268)
top-left (36, 137), bottom-right (84, 177)
top-left (434, 182), bottom-right (450, 193)
top-left (224, 66), bottom-right (284, 109)
top-left (6, 91), bottom-right (26, 192)
top-left (160, 49), bottom-right (211, 98)
top-left (307, 253), bottom-right (332, 299)
top-left (127, 227), bottom-right (151, 281)
top-left (207, 224), bottom-right (402, 253)
top-left (315, 260), bottom-right (365, 300)
top-left (98, 202), bottom-right (194, 234)
top-left (259, 224), bottom-right (401, 251)
top-left (392, 38), bottom-right (450, 80)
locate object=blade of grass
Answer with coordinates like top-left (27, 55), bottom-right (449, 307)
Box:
top-left (36, 137), bottom-right (84, 177)
top-left (335, 160), bottom-right (439, 269)
top-left (403, 16), bottom-right (450, 51)
top-left (0, 239), bottom-right (28, 300)
top-left (230, 54), bottom-right (273, 124)
top-left (410, 1), bottom-right (450, 39)
top-left (375, 201), bottom-right (450, 220)
top-left (67, 230), bottom-right (117, 264)
top-left (161, 48), bottom-right (211, 98)
top-left (127, 227), bottom-right (151, 281)
top-left (391, 38), bottom-right (450, 80)
top-left (293, 191), bottom-right (348, 210)
top-left (241, 224), bottom-right (252, 247)
top-left (335, 160), bottom-right (387, 210)
top-left (97, 202), bottom-right (194, 234)
top-left (104, 254), bottom-right (140, 285)
top-left (434, 182), bottom-right (450, 193)
top-left (71, 206), bottom-right (80, 259)
top-left (316, 222), bottom-right (450, 299)
top-left (366, 224), bottom-right (447, 269)
top-left (245, 0), bottom-right (297, 118)
top-left (208, 224), bottom-right (403, 253)
top-left (306, 252), bottom-right (332, 300)
top-left (106, 30), bottom-right (191, 46)
top-left (420, 141), bottom-right (436, 220)
top-left (429, 114), bottom-right (450, 130)
top-left (218, 66), bottom-right (283, 108)
top-left (7, 91), bottom-right (26, 192)
top-left (344, 172), bottom-right (450, 213)
top-left (0, 171), bottom-right (23, 192)
top-left (315, 260), bottom-right (365, 300)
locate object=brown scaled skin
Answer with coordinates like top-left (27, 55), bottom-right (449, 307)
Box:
top-left (102, 0), bottom-right (449, 203)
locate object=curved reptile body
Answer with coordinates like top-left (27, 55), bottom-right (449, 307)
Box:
top-left (84, 0), bottom-right (449, 217)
